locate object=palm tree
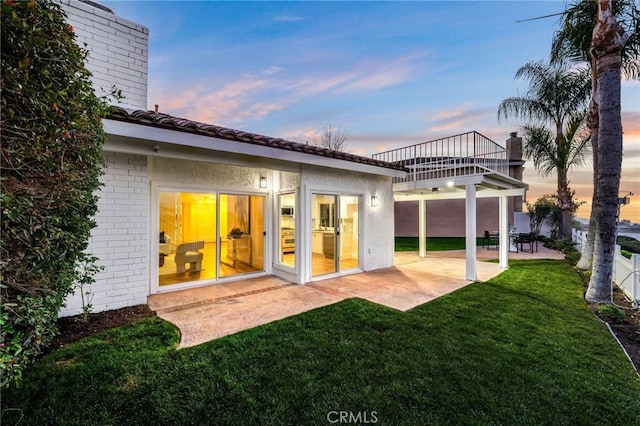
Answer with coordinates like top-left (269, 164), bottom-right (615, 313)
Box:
top-left (551, 0), bottom-right (639, 270)
top-left (497, 60), bottom-right (591, 240)
top-left (586, 0), bottom-right (629, 303)
top-left (520, 114), bottom-right (591, 235)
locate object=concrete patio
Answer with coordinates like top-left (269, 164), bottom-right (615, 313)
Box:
top-left (148, 246), bottom-right (564, 348)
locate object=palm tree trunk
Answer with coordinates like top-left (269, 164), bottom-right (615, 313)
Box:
top-left (576, 143), bottom-right (597, 269)
top-left (586, 0), bottom-right (628, 303)
top-left (576, 66), bottom-right (599, 270)
top-left (557, 170), bottom-right (573, 241)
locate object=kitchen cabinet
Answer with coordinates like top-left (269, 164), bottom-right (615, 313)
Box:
top-left (312, 232), bottom-right (323, 253)
top-left (341, 232), bottom-right (353, 258)
top-left (323, 233), bottom-right (335, 259)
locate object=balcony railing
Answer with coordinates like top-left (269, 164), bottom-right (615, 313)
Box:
top-left (372, 131), bottom-right (509, 184)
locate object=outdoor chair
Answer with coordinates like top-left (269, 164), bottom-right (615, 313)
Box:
top-left (516, 233), bottom-right (538, 253)
top-left (175, 240), bottom-right (204, 273)
top-left (484, 230), bottom-right (499, 250)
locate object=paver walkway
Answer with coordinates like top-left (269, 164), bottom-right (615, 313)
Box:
top-left (148, 247), bottom-right (563, 348)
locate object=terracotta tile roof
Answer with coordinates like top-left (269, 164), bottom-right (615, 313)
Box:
top-left (107, 107), bottom-right (408, 172)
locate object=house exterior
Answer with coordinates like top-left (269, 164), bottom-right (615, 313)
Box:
top-left (59, 1), bottom-right (405, 316)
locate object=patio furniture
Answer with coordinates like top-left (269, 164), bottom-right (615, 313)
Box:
top-left (483, 230), bottom-right (499, 250)
top-left (516, 233), bottom-right (537, 253)
top-left (508, 233), bottom-right (519, 253)
top-left (175, 240), bottom-right (204, 273)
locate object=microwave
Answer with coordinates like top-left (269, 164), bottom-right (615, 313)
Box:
top-left (281, 206), bottom-right (294, 216)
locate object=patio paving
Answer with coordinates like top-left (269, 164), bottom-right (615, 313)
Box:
top-left (148, 246), bottom-right (564, 348)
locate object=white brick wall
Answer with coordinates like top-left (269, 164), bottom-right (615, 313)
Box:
top-left (59, 0), bottom-right (149, 110)
top-left (60, 152), bottom-right (149, 317)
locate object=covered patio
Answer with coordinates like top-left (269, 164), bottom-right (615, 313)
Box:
top-left (373, 131), bottom-right (529, 281)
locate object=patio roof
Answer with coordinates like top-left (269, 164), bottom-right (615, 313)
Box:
top-left (393, 172), bottom-right (528, 201)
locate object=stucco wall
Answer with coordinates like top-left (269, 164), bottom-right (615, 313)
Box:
top-left (279, 170), bottom-right (301, 191)
top-left (60, 152), bottom-right (149, 317)
top-left (301, 165), bottom-right (395, 272)
top-left (148, 157), bottom-right (273, 189)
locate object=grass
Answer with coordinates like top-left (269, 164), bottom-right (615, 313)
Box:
top-left (395, 236), bottom-right (485, 251)
top-left (4, 260), bottom-right (640, 425)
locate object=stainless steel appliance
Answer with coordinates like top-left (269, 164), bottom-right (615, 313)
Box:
top-left (281, 228), bottom-right (295, 253)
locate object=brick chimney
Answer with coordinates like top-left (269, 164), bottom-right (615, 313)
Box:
top-left (506, 132), bottom-right (525, 212)
top-left (60, 0), bottom-right (149, 110)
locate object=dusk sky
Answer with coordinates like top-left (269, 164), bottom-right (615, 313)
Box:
top-left (103, 0), bottom-right (639, 222)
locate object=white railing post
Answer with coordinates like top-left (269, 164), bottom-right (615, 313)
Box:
top-left (614, 244), bottom-right (621, 283)
top-left (632, 253), bottom-right (639, 305)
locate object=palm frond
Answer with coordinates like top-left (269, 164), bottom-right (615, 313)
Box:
top-left (521, 124), bottom-right (557, 177)
top-left (551, 0), bottom-right (640, 80)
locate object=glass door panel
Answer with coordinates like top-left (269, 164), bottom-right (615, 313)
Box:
top-left (278, 193), bottom-right (296, 267)
top-left (339, 195), bottom-right (359, 271)
top-left (220, 194), bottom-right (265, 278)
top-left (312, 194), bottom-right (337, 277)
top-left (158, 191), bottom-right (217, 286)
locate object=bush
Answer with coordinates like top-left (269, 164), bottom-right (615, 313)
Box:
top-left (540, 237), bottom-right (580, 265)
top-left (565, 250), bottom-right (581, 266)
top-left (617, 236), bottom-right (640, 254)
top-left (1, 0), bottom-right (110, 387)
top-left (621, 250), bottom-right (633, 259)
top-left (598, 305), bottom-right (626, 323)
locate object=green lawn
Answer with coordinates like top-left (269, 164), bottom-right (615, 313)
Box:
top-left (395, 236), bottom-right (485, 251)
top-left (4, 260), bottom-right (640, 425)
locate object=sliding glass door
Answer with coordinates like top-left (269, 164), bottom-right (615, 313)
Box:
top-left (339, 195), bottom-right (359, 271)
top-left (158, 190), bottom-right (264, 287)
top-left (311, 193), bottom-right (359, 278)
top-left (220, 194), bottom-right (265, 278)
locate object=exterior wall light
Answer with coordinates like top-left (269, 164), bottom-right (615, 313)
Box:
top-left (371, 195), bottom-right (379, 207)
top-left (259, 176), bottom-right (267, 189)
top-left (447, 180), bottom-right (454, 187)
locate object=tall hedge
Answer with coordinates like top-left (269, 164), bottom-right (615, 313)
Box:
top-left (1, 0), bottom-right (108, 387)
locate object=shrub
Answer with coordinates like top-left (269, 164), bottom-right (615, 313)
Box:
top-left (1, 0), bottom-right (110, 387)
top-left (565, 250), bottom-right (581, 266)
top-left (598, 305), bottom-right (626, 323)
top-left (617, 236), bottom-right (640, 254)
top-left (621, 250), bottom-right (632, 259)
top-left (541, 237), bottom-right (580, 265)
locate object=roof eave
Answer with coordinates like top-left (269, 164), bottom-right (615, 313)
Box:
top-left (103, 118), bottom-right (407, 178)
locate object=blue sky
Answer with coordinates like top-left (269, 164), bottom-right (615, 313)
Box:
top-left (103, 1), bottom-right (639, 221)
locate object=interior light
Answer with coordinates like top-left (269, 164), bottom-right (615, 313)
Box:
top-left (371, 195), bottom-right (379, 207)
top-left (259, 176), bottom-right (267, 189)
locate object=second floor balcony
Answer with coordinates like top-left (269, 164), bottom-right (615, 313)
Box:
top-left (373, 131), bottom-right (510, 185)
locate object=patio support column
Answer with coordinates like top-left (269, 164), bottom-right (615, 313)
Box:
top-left (465, 183), bottom-right (477, 281)
top-left (418, 199), bottom-right (427, 258)
top-left (499, 195), bottom-right (509, 269)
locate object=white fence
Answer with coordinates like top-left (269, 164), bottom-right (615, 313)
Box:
top-left (573, 229), bottom-right (640, 305)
